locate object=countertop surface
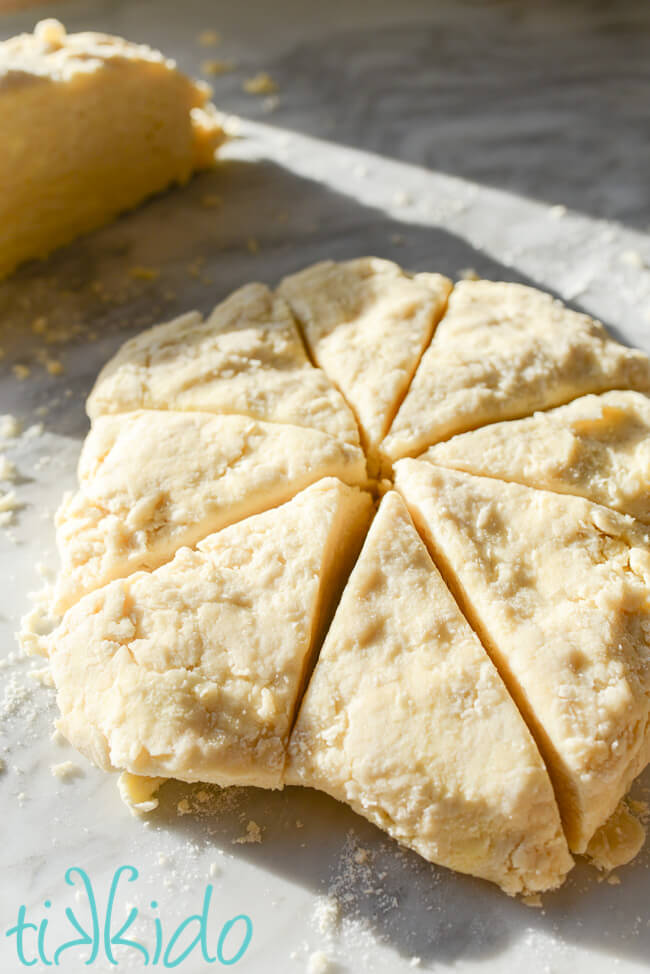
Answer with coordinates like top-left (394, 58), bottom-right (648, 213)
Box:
top-left (1, 1), bottom-right (650, 971)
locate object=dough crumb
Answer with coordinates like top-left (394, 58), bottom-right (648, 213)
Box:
top-left (51, 761), bottom-right (83, 780)
top-left (263, 95), bottom-right (280, 113)
top-left (458, 267), bottom-right (480, 281)
top-left (392, 190), bottom-right (412, 207)
top-left (45, 358), bottom-right (64, 376)
top-left (233, 820), bottom-right (263, 844)
top-left (0, 456), bottom-right (17, 481)
top-left (521, 893), bottom-right (543, 908)
top-left (619, 249), bottom-right (645, 269)
top-left (0, 415), bottom-right (20, 439)
top-left (198, 29), bottom-right (221, 47)
top-left (13, 364), bottom-right (31, 381)
top-left (128, 265), bottom-right (160, 281)
top-left (29, 667), bottom-right (54, 688)
top-left (118, 772), bottom-right (166, 816)
top-left (307, 950), bottom-right (331, 974)
top-left (586, 800), bottom-right (646, 872)
top-left (628, 799), bottom-right (649, 821)
top-left (549, 204), bottom-right (567, 219)
top-left (0, 490), bottom-right (17, 526)
top-left (243, 72), bottom-right (278, 94)
top-left (18, 602), bottom-right (58, 658)
top-left (201, 58), bottom-right (237, 76)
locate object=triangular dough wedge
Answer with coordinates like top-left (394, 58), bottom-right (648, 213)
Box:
top-left (425, 391), bottom-right (650, 523)
top-left (394, 460), bottom-right (650, 853)
top-left (286, 491), bottom-right (572, 894)
top-left (86, 283), bottom-right (360, 446)
top-left (52, 411), bottom-right (368, 613)
top-left (279, 258), bottom-right (451, 453)
top-left (49, 479), bottom-right (373, 788)
top-left (382, 280), bottom-right (650, 460)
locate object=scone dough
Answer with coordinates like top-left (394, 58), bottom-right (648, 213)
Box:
top-left (49, 479), bottom-right (373, 788)
top-left (53, 410), bottom-right (367, 612)
top-left (287, 492), bottom-right (572, 894)
top-left (86, 283), bottom-right (361, 446)
top-left (44, 260), bottom-right (650, 888)
top-left (395, 460), bottom-right (650, 853)
top-left (383, 281), bottom-right (650, 460)
top-left (0, 19), bottom-right (224, 279)
top-left (279, 258), bottom-right (451, 452)
top-left (425, 391), bottom-right (650, 524)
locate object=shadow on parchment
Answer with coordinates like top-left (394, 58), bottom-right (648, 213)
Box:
top-left (214, 0), bottom-right (650, 232)
top-left (145, 768), bottom-right (650, 972)
top-left (0, 156), bottom-right (634, 441)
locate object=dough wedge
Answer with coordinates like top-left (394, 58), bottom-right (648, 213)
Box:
top-left (286, 491), bottom-right (573, 894)
top-left (395, 460), bottom-right (650, 853)
top-left (86, 283), bottom-right (360, 446)
top-left (53, 410), bottom-right (368, 613)
top-left (49, 479), bottom-right (373, 788)
top-left (0, 19), bottom-right (224, 279)
top-left (382, 280), bottom-right (650, 460)
top-left (425, 391), bottom-right (650, 524)
top-left (279, 258), bottom-right (451, 454)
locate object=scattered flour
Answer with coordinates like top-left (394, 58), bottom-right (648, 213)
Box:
top-left (313, 896), bottom-right (340, 936)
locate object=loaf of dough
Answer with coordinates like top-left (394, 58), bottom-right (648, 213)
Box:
top-left (0, 19), bottom-right (224, 279)
top-left (53, 410), bottom-right (368, 613)
top-left (425, 391), bottom-right (650, 523)
top-left (383, 281), bottom-right (650, 460)
top-left (279, 258), bottom-right (451, 453)
top-left (49, 479), bottom-right (373, 788)
top-left (395, 460), bottom-right (650, 853)
top-left (287, 491), bottom-right (573, 894)
top-left (87, 283), bottom-right (361, 446)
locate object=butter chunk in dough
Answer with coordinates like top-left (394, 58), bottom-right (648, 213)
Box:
top-left (383, 280), bottom-right (650, 460)
top-left (395, 460), bottom-right (650, 853)
top-left (279, 258), bottom-right (451, 450)
top-left (53, 410), bottom-right (368, 613)
top-left (86, 283), bottom-right (360, 446)
top-left (426, 391), bottom-right (650, 523)
top-left (0, 19), bottom-right (224, 280)
top-left (49, 479), bottom-right (373, 788)
top-left (286, 491), bottom-right (572, 894)
top-left (585, 800), bottom-right (646, 872)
